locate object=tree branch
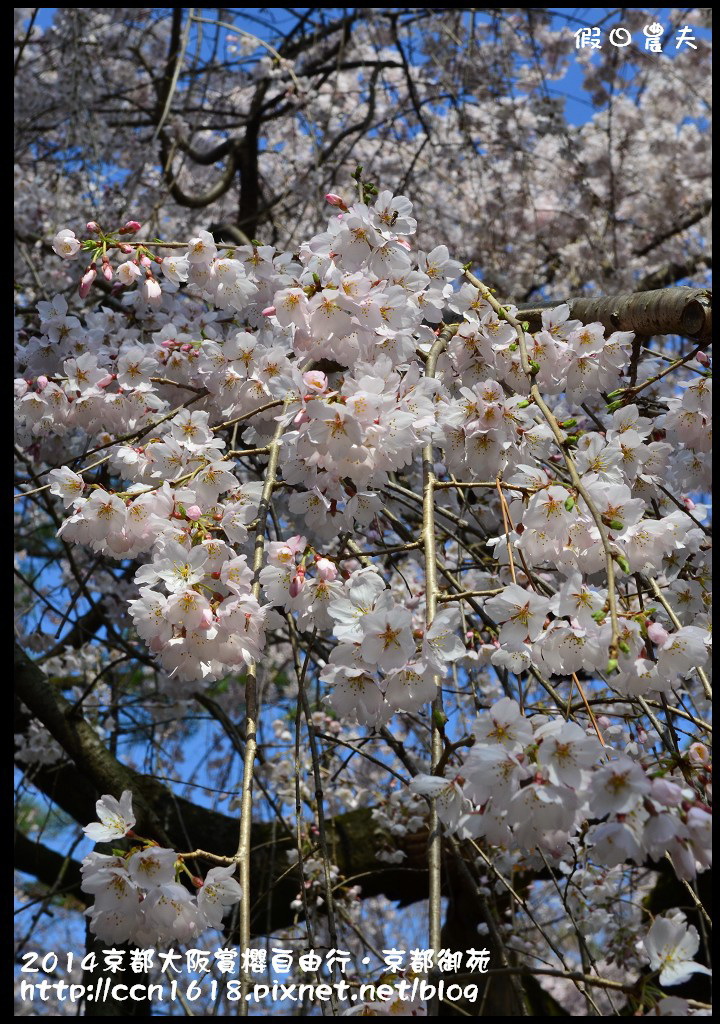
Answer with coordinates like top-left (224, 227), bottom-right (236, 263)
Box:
top-left (632, 199), bottom-right (711, 258)
top-left (515, 285), bottom-right (711, 342)
top-left (637, 255), bottom-right (711, 292)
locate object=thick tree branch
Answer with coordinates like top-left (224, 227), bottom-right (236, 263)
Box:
top-left (160, 133), bottom-right (239, 209)
top-left (15, 640), bottom-right (434, 934)
top-left (637, 255), bottom-right (711, 292)
top-left (515, 285), bottom-right (711, 342)
top-left (14, 829), bottom-right (87, 905)
top-left (36, 603), bottom-right (107, 662)
top-left (632, 199), bottom-right (711, 258)
top-left (173, 133), bottom-right (238, 166)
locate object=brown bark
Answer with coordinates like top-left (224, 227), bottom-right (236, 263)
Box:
top-left (515, 286), bottom-right (711, 343)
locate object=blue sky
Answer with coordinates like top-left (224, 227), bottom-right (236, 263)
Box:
top-left (29, 8), bottom-right (711, 128)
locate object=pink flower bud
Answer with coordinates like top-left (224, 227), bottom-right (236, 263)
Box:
top-left (325, 193), bottom-right (349, 211)
top-left (647, 621), bottom-right (670, 647)
top-left (78, 264), bottom-right (97, 298)
top-left (651, 777), bottom-right (683, 807)
top-left (185, 505), bottom-right (203, 521)
top-left (86, 221), bottom-right (101, 234)
top-left (293, 408), bottom-right (310, 426)
top-left (102, 262), bottom-right (113, 281)
top-left (119, 243), bottom-right (133, 254)
top-left (262, 306), bottom-right (277, 317)
top-left (198, 608), bottom-right (214, 630)
top-left (141, 276), bottom-right (162, 307)
top-left (396, 238), bottom-right (412, 251)
top-left (696, 350), bottom-right (710, 366)
top-left (315, 557), bottom-right (337, 581)
top-left (289, 571), bottom-right (305, 598)
top-left (119, 220), bottom-right (142, 235)
top-left (96, 373), bottom-right (115, 389)
top-left (683, 496), bottom-right (696, 510)
top-left (36, 375), bottom-right (49, 391)
top-left (139, 254), bottom-right (152, 268)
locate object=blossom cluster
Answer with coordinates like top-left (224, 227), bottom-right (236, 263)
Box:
top-left (260, 547), bottom-right (466, 723)
top-left (45, 409), bottom-right (269, 681)
top-left (81, 792), bottom-right (242, 945)
top-left (18, 187), bottom-right (709, 707)
top-left (15, 186), bottom-right (712, 978)
top-left (14, 7), bottom-right (713, 1011)
top-left (409, 697), bottom-right (711, 881)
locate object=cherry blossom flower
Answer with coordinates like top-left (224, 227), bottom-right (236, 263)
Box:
top-left (116, 260), bottom-right (143, 286)
top-left (590, 755), bottom-right (650, 817)
top-left (656, 626), bottom-right (709, 678)
top-left (327, 567), bottom-right (387, 642)
top-left (47, 466), bottom-right (85, 507)
top-left (83, 791), bottom-right (136, 843)
top-left (462, 743), bottom-right (528, 806)
top-left (409, 774), bottom-right (469, 830)
top-left (422, 608), bottom-right (466, 672)
top-left (197, 865), bottom-right (243, 927)
top-left (186, 229), bottom-right (218, 264)
top-left (52, 228), bottom-right (81, 259)
top-left (473, 697), bottom-right (533, 752)
top-left (359, 593), bottom-right (416, 671)
top-left (643, 914), bottom-right (712, 987)
top-left (483, 585), bottom-right (548, 644)
top-left (161, 254), bottom-right (190, 284)
top-left (534, 719), bottom-right (603, 788)
top-left (139, 541), bottom-right (209, 592)
top-left (141, 882), bottom-right (206, 943)
top-left (126, 847), bottom-right (178, 887)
